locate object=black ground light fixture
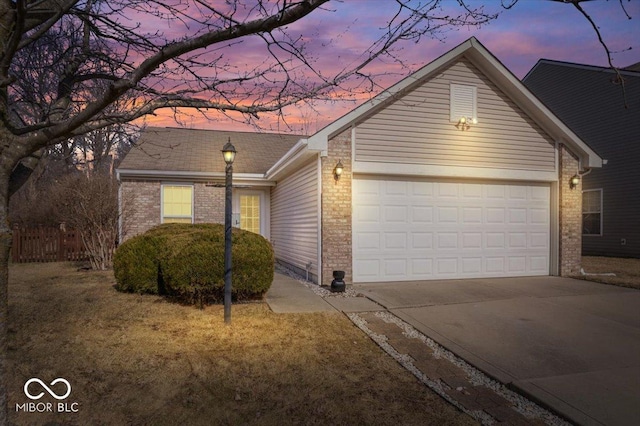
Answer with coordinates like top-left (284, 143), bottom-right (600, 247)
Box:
top-left (222, 139), bottom-right (236, 323)
top-left (331, 270), bottom-right (346, 292)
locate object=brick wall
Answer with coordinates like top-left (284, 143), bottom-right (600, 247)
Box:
top-left (559, 146), bottom-right (582, 276)
top-left (120, 180), bottom-right (161, 240)
top-left (194, 183), bottom-right (225, 223)
top-left (120, 180), bottom-right (225, 241)
top-left (321, 129), bottom-right (353, 286)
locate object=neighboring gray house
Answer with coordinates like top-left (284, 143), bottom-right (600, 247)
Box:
top-left (524, 60), bottom-right (640, 258)
top-left (117, 38), bottom-right (602, 285)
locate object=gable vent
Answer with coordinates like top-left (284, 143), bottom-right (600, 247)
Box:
top-left (450, 84), bottom-right (477, 122)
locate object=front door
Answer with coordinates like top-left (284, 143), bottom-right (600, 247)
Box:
top-left (233, 189), bottom-right (269, 239)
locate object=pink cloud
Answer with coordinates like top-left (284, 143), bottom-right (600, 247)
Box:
top-left (133, 0), bottom-right (639, 133)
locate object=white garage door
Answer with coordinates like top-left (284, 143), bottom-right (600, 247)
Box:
top-left (353, 178), bottom-right (550, 282)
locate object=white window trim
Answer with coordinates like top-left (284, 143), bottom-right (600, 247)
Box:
top-left (582, 188), bottom-right (603, 237)
top-left (450, 83), bottom-right (477, 123)
top-left (161, 183), bottom-right (194, 224)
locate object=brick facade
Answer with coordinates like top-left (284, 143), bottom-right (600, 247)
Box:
top-left (558, 145), bottom-right (582, 276)
top-left (194, 183), bottom-right (225, 223)
top-left (120, 180), bottom-right (161, 240)
top-left (120, 180), bottom-right (225, 241)
top-left (321, 129), bottom-right (353, 286)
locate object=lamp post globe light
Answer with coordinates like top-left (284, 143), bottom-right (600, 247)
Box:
top-left (222, 138), bottom-right (236, 323)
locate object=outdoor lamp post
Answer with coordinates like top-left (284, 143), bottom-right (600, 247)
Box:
top-left (222, 138), bottom-right (236, 323)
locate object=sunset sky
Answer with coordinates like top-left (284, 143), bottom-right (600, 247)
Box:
top-left (145, 0), bottom-right (640, 134)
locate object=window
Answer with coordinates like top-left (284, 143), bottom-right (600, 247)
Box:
top-left (162, 185), bottom-right (193, 223)
top-left (582, 189), bottom-right (602, 236)
top-left (450, 84), bottom-right (477, 122)
top-left (240, 195), bottom-right (260, 234)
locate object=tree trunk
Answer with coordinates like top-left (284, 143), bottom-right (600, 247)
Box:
top-left (0, 170), bottom-right (12, 425)
top-left (0, 128), bottom-right (25, 424)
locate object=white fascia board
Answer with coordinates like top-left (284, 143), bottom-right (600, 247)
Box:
top-left (116, 169), bottom-right (275, 186)
top-left (306, 39), bottom-right (476, 152)
top-left (353, 161), bottom-right (559, 182)
top-left (465, 39), bottom-right (602, 169)
top-left (265, 138), bottom-right (322, 181)
top-left (264, 139), bottom-right (307, 178)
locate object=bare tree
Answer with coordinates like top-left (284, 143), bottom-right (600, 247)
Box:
top-left (51, 173), bottom-right (121, 270)
top-left (0, 0), bottom-right (630, 420)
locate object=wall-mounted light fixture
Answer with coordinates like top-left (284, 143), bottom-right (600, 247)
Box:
top-left (456, 116), bottom-right (477, 131)
top-left (334, 160), bottom-right (344, 181)
top-left (570, 174), bottom-right (581, 189)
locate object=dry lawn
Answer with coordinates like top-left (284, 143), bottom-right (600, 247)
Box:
top-left (8, 262), bottom-right (475, 426)
top-left (581, 256), bottom-right (640, 289)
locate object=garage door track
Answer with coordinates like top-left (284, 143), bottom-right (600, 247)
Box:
top-left (354, 276), bottom-right (640, 426)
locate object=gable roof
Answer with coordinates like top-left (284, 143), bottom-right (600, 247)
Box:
top-left (523, 59), bottom-right (640, 158)
top-left (117, 127), bottom-right (303, 180)
top-left (293, 37), bottom-right (602, 170)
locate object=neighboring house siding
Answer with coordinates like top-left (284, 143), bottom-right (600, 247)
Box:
top-left (271, 157), bottom-right (319, 282)
top-left (355, 58), bottom-right (556, 171)
top-left (120, 180), bottom-right (161, 240)
top-left (524, 61), bottom-right (640, 258)
top-left (582, 166), bottom-right (640, 257)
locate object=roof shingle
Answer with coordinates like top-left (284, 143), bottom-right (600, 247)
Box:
top-left (118, 127), bottom-right (304, 174)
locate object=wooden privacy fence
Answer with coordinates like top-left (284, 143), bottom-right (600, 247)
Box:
top-left (11, 225), bottom-right (89, 263)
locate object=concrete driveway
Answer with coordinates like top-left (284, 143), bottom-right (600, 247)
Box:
top-left (354, 276), bottom-right (640, 426)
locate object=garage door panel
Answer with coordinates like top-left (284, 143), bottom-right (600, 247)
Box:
top-left (353, 178), bottom-right (550, 282)
top-left (412, 206), bottom-right (433, 223)
top-left (384, 233), bottom-right (407, 250)
top-left (411, 232), bottom-right (433, 249)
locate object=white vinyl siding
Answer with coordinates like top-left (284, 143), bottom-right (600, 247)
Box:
top-left (353, 177), bottom-right (550, 282)
top-left (355, 58), bottom-right (556, 172)
top-left (271, 158), bottom-right (319, 281)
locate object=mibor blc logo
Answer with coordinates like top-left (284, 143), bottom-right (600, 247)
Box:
top-left (16, 377), bottom-right (79, 413)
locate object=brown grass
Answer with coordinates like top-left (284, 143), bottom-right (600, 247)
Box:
top-left (8, 262), bottom-right (475, 426)
top-left (581, 256), bottom-right (640, 289)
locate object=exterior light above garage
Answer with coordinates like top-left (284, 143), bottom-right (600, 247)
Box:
top-left (457, 116), bottom-right (477, 131)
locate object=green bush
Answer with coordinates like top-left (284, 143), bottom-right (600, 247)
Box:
top-left (113, 223), bottom-right (274, 305)
top-left (113, 233), bottom-right (164, 294)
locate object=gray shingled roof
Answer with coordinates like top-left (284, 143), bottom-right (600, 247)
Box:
top-left (118, 127), bottom-right (304, 175)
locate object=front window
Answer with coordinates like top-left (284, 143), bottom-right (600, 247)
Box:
top-left (582, 189), bottom-right (602, 236)
top-left (162, 185), bottom-right (193, 223)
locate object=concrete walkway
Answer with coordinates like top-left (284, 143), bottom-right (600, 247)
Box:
top-left (265, 272), bottom-right (336, 313)
top-left (266, 273), bottom-right (640, 425)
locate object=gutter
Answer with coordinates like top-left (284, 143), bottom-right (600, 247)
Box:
top-left (115, 169), bottom-right (276, 186)
top-left (265, 138), bottom-right (323, 181)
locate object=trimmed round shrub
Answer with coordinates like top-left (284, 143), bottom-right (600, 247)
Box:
top-left (113, 233), bottom-right (165, 294)
top-left (113, 223), bottom-right (274, 305)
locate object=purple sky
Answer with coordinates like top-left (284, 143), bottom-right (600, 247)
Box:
top-left (147, 0), bottom-right (639, 133)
